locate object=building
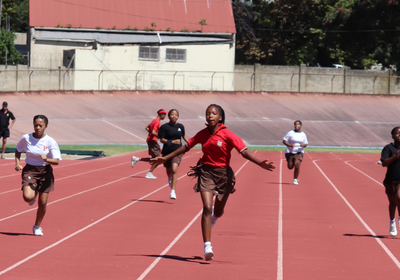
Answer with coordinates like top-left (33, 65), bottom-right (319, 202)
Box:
top-left (28, 0), bottom-right (236, 91)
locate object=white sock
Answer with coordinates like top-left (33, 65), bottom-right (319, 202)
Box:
top-left (391, 219), bottom-right (396, 224)
top-left (204, 241), bottom-right (211, 248)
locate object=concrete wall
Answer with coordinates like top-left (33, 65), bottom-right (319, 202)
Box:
top-left (73, 44), bottom-right (235, 91)
top-left (234, 64), bottom-right (400, 94)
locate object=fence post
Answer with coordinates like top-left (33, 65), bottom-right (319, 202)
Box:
top-left (58, 67), bottom-right (61, 90)
top-left (29, 70), bottom-right (34, 91)
top-left (15, 65), bottom-right (18, 91)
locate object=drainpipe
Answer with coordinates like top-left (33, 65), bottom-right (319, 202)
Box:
top-left (157, 33), bottom-right (162, 44)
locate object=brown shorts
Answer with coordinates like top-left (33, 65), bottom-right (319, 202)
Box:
top-left (384, 182), bottom-right (400, 196)
top-left (193, 164), bottom-right (236, 201)
top-left (147, 141), bottom-right (161, 158)
top-left (285, 152), bottom-right (304, 162)
top-left (21, 164), bottom-right (55, 193)
top-left (164, 154), bottom-right (183, 168)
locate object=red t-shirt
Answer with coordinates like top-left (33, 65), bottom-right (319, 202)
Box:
top-left (146, 118), bottom-right (160, 142)
top-left (186, 124), bottom-right (247, 168)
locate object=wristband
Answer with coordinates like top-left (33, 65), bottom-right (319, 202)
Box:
top-left (167, 139), bottom-right (172, 146)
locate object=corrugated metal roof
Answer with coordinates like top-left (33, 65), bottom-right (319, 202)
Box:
top-left (34, 29), bottom-right (234, 44)
top-left (30, 0), bottom-right (236, 34)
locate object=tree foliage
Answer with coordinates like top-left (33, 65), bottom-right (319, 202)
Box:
top-left (0, 28), bottom-right (25, 64)
top-left (233, 0), bottom-right (400, 69)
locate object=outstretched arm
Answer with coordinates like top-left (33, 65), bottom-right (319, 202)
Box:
top-left (151, 145), bottom-right (190, 164)
top-left (241, 150), bottom-right (275, 171)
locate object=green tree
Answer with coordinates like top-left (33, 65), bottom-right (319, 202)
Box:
top-left (0, 29), bottom-right (25, 64)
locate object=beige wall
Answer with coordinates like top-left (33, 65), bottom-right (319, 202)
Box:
top-left (73, 44), bottom-right (235, 91)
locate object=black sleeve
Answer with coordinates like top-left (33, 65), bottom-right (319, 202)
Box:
top-left (158, 124), bottom-right (166, 139)
top-left (9, 111), bottom-right (15, 120)
top-left (181, 124), bottom-right (186, 138)
top-left (381, 145), bottom-right (392, 162)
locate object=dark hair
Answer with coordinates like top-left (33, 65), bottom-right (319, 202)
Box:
top-left (33, 115), bottom-right (48, 126)
top-left (294, 120), bottom-right (302, 126)
top-left (157, 109), bottom-right (166, 115)
top-left (391, 126), bottom-right (400, 135)
top-left (206, 104), bottom-right (225, 124)
top-left (168, 109), bottom-right (179, 117)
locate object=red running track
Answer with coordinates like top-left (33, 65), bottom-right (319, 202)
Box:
top-left (0, 150), bottom-right (399, 279)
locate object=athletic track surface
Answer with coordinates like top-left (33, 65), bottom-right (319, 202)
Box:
top-left (2, 91), bottom-right (400, 147)
top-left (1, 149), bottom-right (398, 279)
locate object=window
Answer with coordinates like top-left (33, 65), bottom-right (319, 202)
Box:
top-left (139, 46), bottom-right (160, 61)
top-left (166, 49), bottom-right (186, 62)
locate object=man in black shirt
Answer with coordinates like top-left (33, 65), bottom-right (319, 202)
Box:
top-left (0, 101), bottom-right (16, 159)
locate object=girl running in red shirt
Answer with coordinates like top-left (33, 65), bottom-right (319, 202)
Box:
top-left (153, 104), bottom-right (275, 261)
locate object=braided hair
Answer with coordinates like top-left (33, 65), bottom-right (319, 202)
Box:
top-left (33, 115), bottom-right (49, 126)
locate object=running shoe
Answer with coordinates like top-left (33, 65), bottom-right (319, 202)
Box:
top-left (131, 156), bottom-right (139, 168)
top-left (293, 179), bottom-right (299, 185)
top-left (33, 225), bottom-right (43, 236)
top-left (28, 192), bottom-right (38, 206)
top-left (211, 206), bottom-right (218, 228)
top-left (204, 245), bottom-right (214, 261)
top-left (145, 172), bottom-right (157, 179)
top-left (168, 177), bottom-right (172, 188)
top-left (170, 190), bottom-right (176, 199)
top-left (390, 222), bottom-right (397, 237)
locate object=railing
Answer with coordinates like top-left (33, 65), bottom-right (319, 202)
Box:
top-left (0, 68), bottom-right (398, 94)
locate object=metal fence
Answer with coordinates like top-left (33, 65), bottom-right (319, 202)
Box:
top-left (0, 67), bottom-right (398, 94)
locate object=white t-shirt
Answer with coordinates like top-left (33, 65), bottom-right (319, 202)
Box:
top-left (283, 130), bottom-right (308, 154)
top-left (16, 134), bottom-right (62, 166)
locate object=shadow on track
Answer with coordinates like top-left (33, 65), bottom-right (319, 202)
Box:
top-left (115, 254), bottom-right (210, 264)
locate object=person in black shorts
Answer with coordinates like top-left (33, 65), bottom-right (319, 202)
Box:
top-left (381, 126), bottom-right (400, 237)
top-left (158, 109), bottom-right (188, 199)
top-left (0, 101), bottom-right (16, 159)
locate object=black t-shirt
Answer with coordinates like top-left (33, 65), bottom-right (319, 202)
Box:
top-left (158, 122), bottom-right (186, 156)
top-left (0, 110), bottom-right (15, 130)
top-left (381, 143), bottom-right (400, 184)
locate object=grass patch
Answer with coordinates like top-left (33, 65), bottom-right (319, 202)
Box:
top-left (247, 146), bottom-right (381, 154)
top-left (5, 144), bottom-right (381, 156)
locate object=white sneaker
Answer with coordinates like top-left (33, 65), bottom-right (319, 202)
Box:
top-left (131, 156), bottom-right (139, 168)
top-left (145, 172), bottom-right (157, 179)
top-left (211, 206), bottom-right (218, 228)
top-left (170, 190), bottom-right (176, 199)
top-left (33, 225), bottom-right (43, 236)
top-left (204, 245), bottom-right (214, 261)
top-left (390, 222), bottom-right (397, 237)
top-left (293, 179), bottom-right (299, 185)
top-left (168, 177), bottom-right (172, 188)
top-left (0, 154), bottom-right (4, 159)
top-left (28, 192), bottom-right (38, 206)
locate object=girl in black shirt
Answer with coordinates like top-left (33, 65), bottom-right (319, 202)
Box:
top-left (158, 109), bottom-right (188, 199)
top-left (381, 126), bottom-right (400, 237)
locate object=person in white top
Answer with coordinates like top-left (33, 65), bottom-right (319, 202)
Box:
top-left (15, 115), bottom-right (62, 236)
top-left (283, 120), bottom-right (308, 185)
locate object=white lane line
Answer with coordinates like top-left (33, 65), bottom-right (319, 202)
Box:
top-left (0, 152), bottom-right (200, 222)
top-left (0, 173), bottom-right (189, 276)
top-left (313, 160), bottom-right (400, 269)
top-left (0, 161), bottom-right (126, 195)
top-left (137, 154), bottom-right (254, 280)
top-left (277, 154), bottom-right (283, 280)
top-left (345, 161), bottom-right (383, 185)
top-left (102, 119), bottom-right (146, 141)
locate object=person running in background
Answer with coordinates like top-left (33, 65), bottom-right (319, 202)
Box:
top-left (0, 101), bottom-right (16, 159)
top-left (380, 126), bottom-right (400, 237)
top-left (158, 109), bottom-right (188, 199)
top-left (15, 115), bottom-right (61, 236)
top-left (152, 104), bottom-right (275, 261)
top-left (283, 120), bottom-right (308, 185)
top-left (131, 109), bottom-right (167, 179)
